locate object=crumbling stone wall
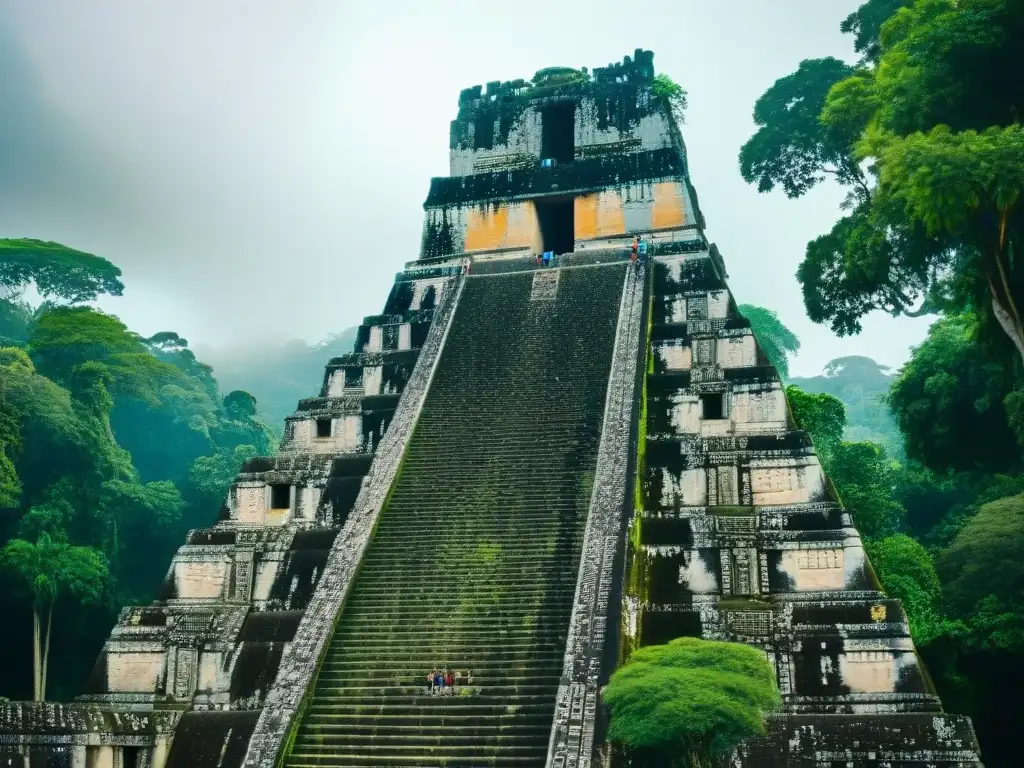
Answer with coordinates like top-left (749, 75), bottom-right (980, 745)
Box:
top-left (449, 50), bottom-right (666, 177)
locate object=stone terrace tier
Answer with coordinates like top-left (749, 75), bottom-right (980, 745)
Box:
top-left (282, 264), bottom-right (628, 767)
top-left (621, 250), bottom-right (981, 766)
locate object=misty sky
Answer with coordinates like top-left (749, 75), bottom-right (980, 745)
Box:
top-left (0, 1), bottom-right (934, 377)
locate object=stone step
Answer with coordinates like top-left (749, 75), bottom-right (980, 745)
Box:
top-left (298, 722), bottom-right (550, 738)
top-left (302, 700), bottom-right (554, 716)
top-left (318, 655), bottom-right (565, 671)
top-left (287, 751), bottom-right (545, 767)
top-left (299, 713), bottom-right (553, 729)
top-left (284, 268), bottom-right (626, 766)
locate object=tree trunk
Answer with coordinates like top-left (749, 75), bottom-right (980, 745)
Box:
top-left (992, 293), bottom-right (1024, 361)
top-left (32, 607), bottom-right (41, 701)
top-left (41, 601), bottom-right (53, 700)
top-left (983, 240), bottom-right (1024, 363)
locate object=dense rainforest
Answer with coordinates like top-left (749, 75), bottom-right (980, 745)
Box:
top-left (0, 240), bottom-right (345, 701)
top-left (739, 1), bottom-right (1024, 765)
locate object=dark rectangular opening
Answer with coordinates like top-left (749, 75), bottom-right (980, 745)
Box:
top-left (474, 113), bottom-right (494, 150)
top-left (122, 747), bottom-right (141, 768)
top-left (536, 198), bottom-right (575, 255)
top-left (700, 393), bottom-right (725, 420)
top-left (270, 484), bottom-right (290, 510)
top-left (541, 102), bottom-right (576, 163)
top-left (343, 366), bottom-right (363, 388)
top-left (315, 418), bottom-right (332, 438)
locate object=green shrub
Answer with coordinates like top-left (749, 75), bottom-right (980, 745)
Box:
top-left (606, 637), bottom-right (780, 767)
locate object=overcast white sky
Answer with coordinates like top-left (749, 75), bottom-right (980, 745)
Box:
top-left (0, 1), bottom-right (933, 377)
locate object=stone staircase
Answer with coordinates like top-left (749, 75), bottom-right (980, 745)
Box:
top-left (284, 263), bottom-right (628, 767)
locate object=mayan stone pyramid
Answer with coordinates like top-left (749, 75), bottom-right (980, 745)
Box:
top-left (0, 50), bottom-right (980, 768)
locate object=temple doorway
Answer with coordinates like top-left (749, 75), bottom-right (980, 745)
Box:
top-left (536, 197), bottom-right (575, 255)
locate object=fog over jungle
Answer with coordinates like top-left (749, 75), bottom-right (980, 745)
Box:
top-left (0, 0), bottom-right (933, 377)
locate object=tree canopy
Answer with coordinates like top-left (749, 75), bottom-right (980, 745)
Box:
top-left (0, 239), bottom-right (124, 304)
top-left (888, 314), bottom-right (1022, 474)
top-left (0, 533), bottom-right (107, 700)
top-left (737, 305), bottom-right (800, 379)
top-left (605, 637), bottom-right (780, 767)
top-left (785, 385), bottom-right (845, 463)
top-left (652, 73), bottom-right (688, 125)
top-left (740, 0), bottom-right (1024, 362)
top-left (940, 493), bottom-right (1024, 647)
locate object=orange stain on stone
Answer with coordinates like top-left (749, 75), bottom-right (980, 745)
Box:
top-left (464, 206), bottom-right (510, 251)
top-left (652, 182), bottom-right (686, 229)
top-left (574, 195), bottom-right (599, 240)
top-left (596, 191), bottom-right (626, 236)
top-left (464, 204), bottom-right (538, 252)
top-left (576, 191), bottom-right (626, 240)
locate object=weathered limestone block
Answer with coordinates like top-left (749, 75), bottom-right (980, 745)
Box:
top-left (665, 295), bottom-right (687, 323)
top-left (668, 391), bottom-right (700, 432)
top-left (730, 385), bottom-right (787, 433)
top-left (173, 559), bottom-right (229, 600)
top-left (659, 467), bottom-right (707, 506)
top-left (655, 340), bottom-right (691, 370)
top-left (364, 326), bottom-right (382, 353)
top-left (232, 483), bottom-right (266, 525)
top-left (362, 365), bottom-right (382, 395)
top-left (577, 100), bottom-right (670, 152)
top-left (707, 290), bottom-right (729, 319)
top-left (106, 652), bottom-right (164, 693)
top-left (197, 651), bottom-right (225, 694)
top-left (287, 416), bottom-right (363, 454)
top-left (450, 107), bottom-right (540, 176)
top-left (252, 559), bottom-right (281, 602)
top-left (677, 551), bottom-right (720, 593)
top-left (700, 418), bottom-right (732, 438)
top-left (749, 459), bottom-right (826, 505)
top-left (325, 369), bottom-right (344, 396)
top-left (838, 650), bottom-right (899, 693)
top-left (778, 547), bottom-right (848, 591)
top-left (716, 333), bottom-right (756, 368)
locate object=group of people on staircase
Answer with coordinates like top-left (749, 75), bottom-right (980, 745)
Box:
top-left (424, 667), bottom-right (471, 695)
top-left (631, 234), bottom-right (649, 268)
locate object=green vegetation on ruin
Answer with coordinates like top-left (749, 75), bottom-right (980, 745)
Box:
top-left (605, 637), bottom-right (780, 768)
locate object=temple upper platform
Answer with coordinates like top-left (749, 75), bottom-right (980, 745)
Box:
top-left (420, 49), bottom-right (704, 261)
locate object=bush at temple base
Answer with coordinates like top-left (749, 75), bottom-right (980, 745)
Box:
top-left (605, 637), bottom-right (780, 768)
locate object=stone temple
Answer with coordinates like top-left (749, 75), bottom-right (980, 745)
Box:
top-left (1, 50), bottom-right (982, 767)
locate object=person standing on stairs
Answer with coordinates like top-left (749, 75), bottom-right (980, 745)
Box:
top-left (427, 668), bottom-right (437, 694)
top-left (637, 234), bottom-right (648, 269)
